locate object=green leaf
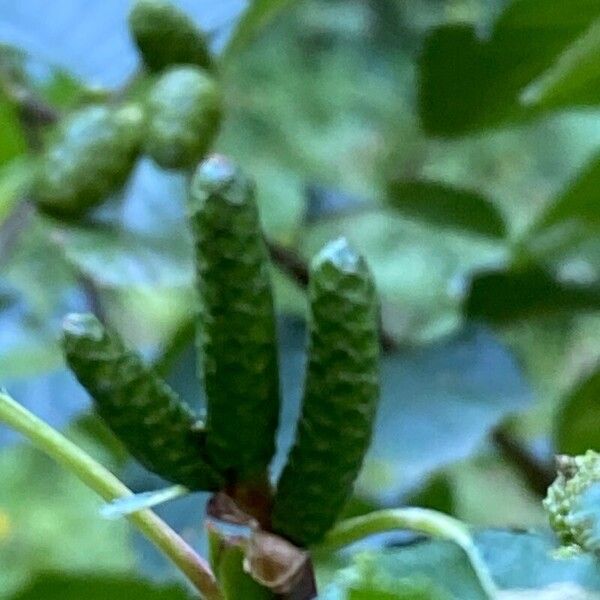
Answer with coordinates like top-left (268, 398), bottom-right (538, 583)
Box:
top-left (386, 180), bottom-right (506, 239)
top-left (0, 89), bottom-right (27, 166)
top-left (223, 0), bottom-right (293, 60)
top-left (0, 157), bottom-right (33, 223)
top-left (0, 442), bottom-right (134, 597)
top-left (533, 151), bottom-right (600, 235)
top-left (61, 227), bottom-right (193, 288)
top-left (555, 366), bottom-right (600, 455)
top-left (407, 472), bottom-right (456, 516)
top-left (464, 266), bottom-right (600, 324)
top-left (320, 530), bottom-right (600, 599)
top-left (476, 529), bottom-right (600, 590)
top-left (418, 1), bottom-right (600, 136)
top-left (320, 542), bottom-right (486, 600)
top-left (335, 554), bottom-right (451, 599)
top-left (8, 574), bottom-right (191, 600)
top-left (277, 321), bottom-right (532, 502)
top-left (523, 18), bottom-right (600, 109)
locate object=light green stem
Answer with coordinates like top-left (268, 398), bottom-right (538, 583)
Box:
top-left (321, 507), bottom-right (499, 599)
top-left (0, 393), bottom-right (222, 600)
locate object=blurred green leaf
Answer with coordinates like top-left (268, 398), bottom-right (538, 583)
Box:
top-left (464, 266), bottom-right (600, 324)
top-left (476, 529), bottom-right (600, 590)
top-left (8, 574), bottom-right (190, 600)
top-left (533, 151), bottom-right (600, 235)
top-left (61, 227), bottom-right (193, 289)
top-left (418, 1), bottom-right (600, 136)
top-left (223, 0), bottom-right (293, 60)
top-left (523, 18), bottom-right (600, 110)
top-left (0, 89), bottom-right (27, 165)
top-left (448, 452), bottom-right (546, 529)
top-left (272, 321), bottom-right (532, 502)
top-left (331, 554), bottom-right (450, 599)
top-left (0, 442), bottom-right (134, 597)
top-left (0, 157), bottom-right (34, 223)
top-left (320, 530), bottom-right (600, 599)
top-left (555, 366), bottom-right (600, 455)
top-left (407, 472), bottom-right (456, 516)
top-left (387, 180), bottom-right (506, 239)
top-left (320, 542), bottom-right (485, 600)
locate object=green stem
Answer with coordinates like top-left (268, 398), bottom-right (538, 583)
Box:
top-left (0, 392), bottom-right (222, 600)
top-left (320, 508), bottom-right (499, 599)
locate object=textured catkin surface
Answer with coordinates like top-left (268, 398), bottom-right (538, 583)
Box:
top-left (144, 66), bottom-right (221, 170)
top-left (189, 156), bottom-right (280, 482)
top-left (272, 238), bottom-right (380, 546)
top-left (63, 313), bottom-right (223, 490)
top-left (36, 104), bottom-right (144, 217)
top-left (129, 0), bottom-right (212, 72)
top-left (544, 451), bottom-right (600, 551)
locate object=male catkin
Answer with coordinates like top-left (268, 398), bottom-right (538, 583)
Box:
top-left (36, 104), bottom-right (144, 217)
top-left (129, 0), bottom-right (212, 72)
top-left (189, 155), bottom-right (280, 482)
top-left (63, 313), bottom-right (223, 490)
top-left (272, 238), bottom-right (380, 546)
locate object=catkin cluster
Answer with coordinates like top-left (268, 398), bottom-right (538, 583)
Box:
top-left (60, 0), bottom-right (381, 554)
top-left (35, 0), bottom-right (221, 218)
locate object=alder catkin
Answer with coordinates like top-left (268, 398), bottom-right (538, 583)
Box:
top-left (63, 313), bottom-right (223, 490)
top-left (188, 155), bottom-right (280, 482)
top-left (272, 238), bottom-right (380, 546)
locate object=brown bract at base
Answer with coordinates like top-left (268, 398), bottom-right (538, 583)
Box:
top-left (207, 492), bottom-right (318, 600)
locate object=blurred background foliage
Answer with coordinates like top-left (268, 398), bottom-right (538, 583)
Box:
top-left (0, 0), bottom-right (599, 597)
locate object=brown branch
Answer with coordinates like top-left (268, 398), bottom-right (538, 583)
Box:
top-left (1, 79), bottom-right (59, 150)
top-left (78, 272), bottom-right (107, 325)
top-left (266, 239), bottom-right (309, 287)
top-left (13, 86), bottom-right (60, 126)
top-left (491, 426), bottom-right (555, 497)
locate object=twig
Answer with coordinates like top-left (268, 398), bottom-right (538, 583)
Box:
top-left (2, 80), bottom-right (59, 150)
top-left (78, 272), bottom-right (108, 325)
top-left (14, 86), bottom-right (60, 125)
top-left (266, 239), bottom-right (309, 287)
top-left (0, 392), bottom-right (223, 600)
top-left (491, 426), bottom-right (555, 497)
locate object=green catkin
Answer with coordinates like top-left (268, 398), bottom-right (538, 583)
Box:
top-left (144, 66), bottom-right (221, 170)
top-left (62, 313), bottom-right (223, 490)
top-left (272, 238), bottom-right (380, 547)
top-left (188, 155), bottom-right (280, 482)
top-left (35, 104), bottom-right (144, 218)
top-left (544, 450), bottom-right (600, 554)
top-left (128, 0), bottom-right (212, 72)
